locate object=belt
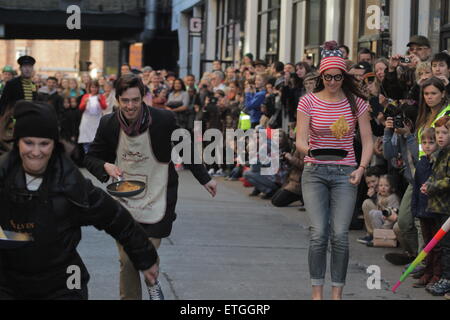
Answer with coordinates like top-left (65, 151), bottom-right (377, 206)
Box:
top-left (305, 162), bottom-right (355, 168)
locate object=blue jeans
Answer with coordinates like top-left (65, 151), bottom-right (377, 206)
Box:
top-left (243, 164), bottom-right (279, 194)
top-left (301, 163), bottom-right (357, 287)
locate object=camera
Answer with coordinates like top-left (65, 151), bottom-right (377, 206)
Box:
top-left (384, 104), bottom-right (405, 129)
top-left (394, 113), bottom-right (405, 128)
top-left (399, 56), bottom-right (411, 64)
top-left (382, 207), bottom-right (399, 218)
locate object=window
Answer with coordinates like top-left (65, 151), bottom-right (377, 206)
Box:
top-left (358, 0), bottom-right (390, 58)
top-left (216, 0), bottom-right (246, 67)
top-left (441, 0), bottom-right (450, 51)
top-left (444, 0), bottom-right (450, 24)
top-left (304, 0), bottom-right (325, 66)
top-left (305, 0), bottom-right (325, 47)
top-left (257, 0), bottom-right (281, 63)
top-left (291, 0), bottom-right (303, 62)
top-left (411, 0), bottom-right (419, 36)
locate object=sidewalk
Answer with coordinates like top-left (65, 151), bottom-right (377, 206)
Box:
top-left (79, 169), bottom-right (442, 300)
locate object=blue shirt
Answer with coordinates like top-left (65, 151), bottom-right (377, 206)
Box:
top-left (245, 90), bottom-right (266, 124)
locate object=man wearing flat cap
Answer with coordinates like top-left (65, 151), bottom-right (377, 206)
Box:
top-left (0, 55), bottom-right (37, 116)
top-left (407, 35), bottom-right (432, 62)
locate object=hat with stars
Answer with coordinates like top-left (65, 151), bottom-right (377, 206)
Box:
top-left (319, 41), bottom-right (347, 74)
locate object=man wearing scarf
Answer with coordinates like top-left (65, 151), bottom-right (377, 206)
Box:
top-left (84, 74), bottom-right (216, 300)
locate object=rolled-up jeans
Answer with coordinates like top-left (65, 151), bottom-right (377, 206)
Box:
top-left (301, 163), bottom-right (358, 287)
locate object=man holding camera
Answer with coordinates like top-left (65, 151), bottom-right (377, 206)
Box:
top-left (382, 103), bottom-right (420, 265)
top-left (383, 35), bottom-right (432, 101)
top-left (407, 35), bottom-right (433, 63)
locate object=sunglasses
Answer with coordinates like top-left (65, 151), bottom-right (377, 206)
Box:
top-left (322, 74), bottom-right (344, 82)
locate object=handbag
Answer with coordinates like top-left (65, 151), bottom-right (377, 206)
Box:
top-left (373, 229), bottom-right (397, 248)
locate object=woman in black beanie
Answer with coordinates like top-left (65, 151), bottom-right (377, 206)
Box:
top-left (0, 100), bottom-right (159, 300)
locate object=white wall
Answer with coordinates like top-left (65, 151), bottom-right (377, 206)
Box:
top-left (244, 0), bottom-right (258, 57)
top-left (178, 13), bottom-right (190, 77)
top-left (343, 0), bottom-right (356, 60)
top-left (391, 0), bottom-right (412, 55)
top-left (172, 0), bottom-right (202, 30)
top-left (191, 6), bottom-right (202, 78)
top-left (205, 0), bottom-right (217, 72)
top-left (418, 0), bottom-right (431, 37)
top-left (279, 0), bottom-right (293, 63)
top-left (293, 1), bottom-right (307, 63)
top-left (325, 0), bottom-right (341, 41)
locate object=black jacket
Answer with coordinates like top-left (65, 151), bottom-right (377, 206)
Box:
top-left (84, 106), bottom-right (211, 238)
top-left (0, 149), bottom-right (158, 297)
top-left (411, 156), bottom-right (435, 219)
top-left (0, 76), bottom-right (38, 116)
top-left (60, 107), bottom-right (81, 141)
top-left (281, 83), bottom-right (305, 123)
top-left (37, 89), bottom-right (64, 122)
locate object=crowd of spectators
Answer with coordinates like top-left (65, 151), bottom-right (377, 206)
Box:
top-left (1, 34), bottom-right (449, 298)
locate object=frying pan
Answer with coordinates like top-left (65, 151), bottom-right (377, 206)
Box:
top-left (106, 178), bottom-right (146, 198)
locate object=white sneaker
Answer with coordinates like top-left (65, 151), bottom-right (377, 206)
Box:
top-left (213, 169), bottom-right (225, 176)
top-left (147, 280), bottom-right (165, 300)
top-left (208, 168), bottom-right (215, 175)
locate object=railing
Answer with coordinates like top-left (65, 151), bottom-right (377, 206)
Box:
top-left (0, 0), bottom-right (146, 13)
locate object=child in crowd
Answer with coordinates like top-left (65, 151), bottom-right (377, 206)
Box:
top-left (364, 175), bottom-right (400, 247)
top-left (60, 96), bottom-right (82, 164)
top-left (431, 52), bottom-right (450, 88)
top-left (412, 128), bottom-right (441, 288)
top-left (421, 116), bottom-right (450, 297)
top-left (357, 167), bottom-right (383, 245)
top-left (244, 73), bottom-right (268, 128)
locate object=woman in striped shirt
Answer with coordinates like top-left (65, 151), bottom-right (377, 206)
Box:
top-left (296, 41), bottom-right (374, 300)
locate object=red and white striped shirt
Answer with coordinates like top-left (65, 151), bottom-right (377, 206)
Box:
top-left (297, 93), bottom-right (368, 166)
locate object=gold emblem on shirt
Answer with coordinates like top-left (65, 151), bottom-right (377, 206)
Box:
top-left (330, 115), bottom-right (350, 139)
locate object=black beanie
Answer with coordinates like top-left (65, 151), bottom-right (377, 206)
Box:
top-left (13, 100), bottom-right (59, 141)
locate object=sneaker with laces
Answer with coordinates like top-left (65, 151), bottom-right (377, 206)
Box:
top-left (426, 278), bottom-right (450, 296)
top-left (357, 235), bottom-right (373, 245)
top-left (213, 169), bottom-right (225, 176)
top-left (147, 280), bottom-right (165, 300)
top-left (425, 276), bottom-right (441, 291)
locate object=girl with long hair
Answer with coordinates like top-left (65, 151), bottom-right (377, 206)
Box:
top-left (296, 41), bottom-right (373, 300)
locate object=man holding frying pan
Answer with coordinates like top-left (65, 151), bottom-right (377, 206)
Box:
top-left (85, 74), bottom-right (216, 300)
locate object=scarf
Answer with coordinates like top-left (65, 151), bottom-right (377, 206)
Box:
top-left (117, 103), bottom-right (152, 137)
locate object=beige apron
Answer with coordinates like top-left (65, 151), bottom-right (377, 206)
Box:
top-left (115, 130), bottom-right (169, 224)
